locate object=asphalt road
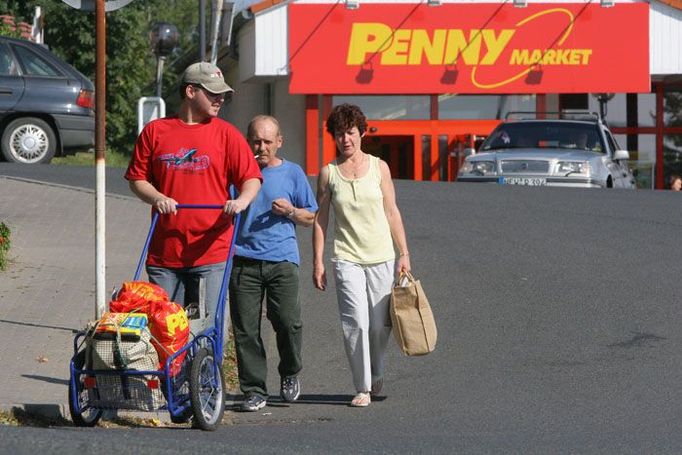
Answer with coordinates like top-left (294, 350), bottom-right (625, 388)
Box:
top-left (1, 163), bottom-right (682, 454)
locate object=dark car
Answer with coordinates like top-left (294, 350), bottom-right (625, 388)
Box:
top-left (0, 36), bottom-right (94, 164)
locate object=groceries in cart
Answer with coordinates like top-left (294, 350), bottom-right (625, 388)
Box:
top-left (94, 312), bottom-right (148, 339)
top-left (91, 281), bottom-right (190, 376)
top-left (86, 310), bottom-right (164, 411)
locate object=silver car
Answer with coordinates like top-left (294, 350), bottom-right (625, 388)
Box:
top-left (457, 114), bottom-right (636, 189)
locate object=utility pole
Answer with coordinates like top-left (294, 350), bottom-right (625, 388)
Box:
top-left (60, 0), bottom-right (134, 319)
top-left (200, 0), bottom-right (206, 61)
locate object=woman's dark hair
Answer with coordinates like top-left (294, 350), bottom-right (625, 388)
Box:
top-left (326, 103), bottom-right (368, 137)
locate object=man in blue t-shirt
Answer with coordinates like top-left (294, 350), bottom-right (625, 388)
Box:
top-left (229, 115), bottom-right (318, 412)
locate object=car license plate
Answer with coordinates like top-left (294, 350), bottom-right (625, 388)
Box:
top-left (502, 177), bottom-right (547, 186)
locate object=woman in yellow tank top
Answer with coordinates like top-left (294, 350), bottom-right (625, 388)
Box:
top-left (313, 104), bottom-right (411, 407)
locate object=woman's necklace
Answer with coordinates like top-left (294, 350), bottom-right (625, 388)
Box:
top-left (347, 153), bottom-right (366, 178)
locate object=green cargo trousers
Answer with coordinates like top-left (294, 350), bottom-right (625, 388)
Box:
top-left (229, 256), bottom-right (303, 397)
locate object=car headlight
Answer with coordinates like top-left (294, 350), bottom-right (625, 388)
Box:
top-left (556, 161), bottom-right (590, 175)
top-left (460, 161), bottom-right (496, 176)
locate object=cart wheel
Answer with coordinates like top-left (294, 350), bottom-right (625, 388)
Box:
top-left (189, 348), bottom-right (225, 431)
top-left (68, 350), bottom-right (102, 427)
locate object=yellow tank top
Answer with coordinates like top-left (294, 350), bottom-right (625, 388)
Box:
top-left (328, 155), bottom-right (395, 264)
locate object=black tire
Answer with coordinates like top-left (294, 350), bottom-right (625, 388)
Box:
top-left (189, 348), bottom-right (225, 431)
top-left (170, 407), bottom-right (193, 424)
top-left (68, 350), bottom-right (102, 427)
top-left (1, 117), bottom-right (57, 164)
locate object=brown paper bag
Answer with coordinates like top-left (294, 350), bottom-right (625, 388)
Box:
top-left (390, 271), bottom-right (437, 356)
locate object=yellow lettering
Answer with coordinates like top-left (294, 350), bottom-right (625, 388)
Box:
top-left (444, 29), bottom-right (481, 65)
top-left (569, 50), bottom-right (581, 65)
top-left (556, 49), bottom-right (570, 64)
top-left (408, 29), bottom-right (446, 65)
top-left (509, 49), bottom-right (531, 65)
top-left (346, 22), bottom-right (592, 68)
top-left (579, 49), bottom-right (592, 64)
top-left (346, 23), bottom-right (393, 65)
top-left (510, 48), bottom-right (593, 66)
top-left (542, 49), bottom-right (556, 65)
top-left (381, 29), bottom-right (411, 65)
top-left (530, 49), bottom-right (542, 64)
top-left (479, 29), bottom-right (515, 65)
top-left (166, 312), bottom-right (188, 335)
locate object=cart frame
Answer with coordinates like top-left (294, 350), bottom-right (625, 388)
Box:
top-left (68, 203), bottom-right (240, 430)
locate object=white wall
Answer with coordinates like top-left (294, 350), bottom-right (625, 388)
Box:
top-left (254, 4), bottom-right (288, 77)
top-left (237, 4), bottom-right (288, 81)
top-left (650, 1), bottom-right (682, 76)
top-left (272, 79), bottom-right (307, 167)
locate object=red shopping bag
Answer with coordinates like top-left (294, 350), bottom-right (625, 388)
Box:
top-left (110, 281), bottom-right (169, 314)
top-left (148, 300), bottom-right (190, 376)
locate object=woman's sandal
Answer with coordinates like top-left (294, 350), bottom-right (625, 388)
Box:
top-left (351, 392), bottom-right (371, 407)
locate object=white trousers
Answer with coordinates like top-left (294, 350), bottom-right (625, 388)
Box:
top-left (333, 259), bottom-right (394, 393)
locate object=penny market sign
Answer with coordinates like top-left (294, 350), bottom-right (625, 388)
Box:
top-left (288, 3), bottom-right (649, 94)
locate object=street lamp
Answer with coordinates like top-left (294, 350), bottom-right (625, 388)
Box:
top-left (150, 22), bottom-right (179, 98)
top-left (591, 93), bottom-right (615, 120)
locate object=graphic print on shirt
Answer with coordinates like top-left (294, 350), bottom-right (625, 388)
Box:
top-left (157, 148), bottom-right (210, 171)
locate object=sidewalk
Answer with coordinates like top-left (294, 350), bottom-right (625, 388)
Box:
top-left (0, 176), bottom-right (335, 426)
top-left (0, 176), bottom-right (150, 419)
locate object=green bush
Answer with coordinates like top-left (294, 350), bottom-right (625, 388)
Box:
top-left (52, 150), bottom-right (130, 168)
top-left (0, 22), bottom-right (21, 39)
top-left (0, 222), bottom-right (11, 271)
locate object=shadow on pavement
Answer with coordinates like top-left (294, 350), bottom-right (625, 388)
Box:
top-left (226, 393), bottom-right (386, 411)
top-left (0, 318), bottom-right (79, 333)
top-left (22, 375), bottom-right (68, 386)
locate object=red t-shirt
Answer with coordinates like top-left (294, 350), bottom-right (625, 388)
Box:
top-left (125, 116), bottom-right (262, 268)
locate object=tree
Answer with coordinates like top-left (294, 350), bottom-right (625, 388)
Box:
top-left (0, 0), bottom-right (202, 156)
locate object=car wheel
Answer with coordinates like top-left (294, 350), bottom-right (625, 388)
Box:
top-left (1, 117), bottom-right (57, 164)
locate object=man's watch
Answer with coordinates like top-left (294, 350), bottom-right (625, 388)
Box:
top-left (287, 208), bottom-right (296, 219)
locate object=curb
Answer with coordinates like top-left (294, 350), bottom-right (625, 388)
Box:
top-left (0, 402), bottom-right (175, 425)
top-left (0, 175), bottom-right (140, 201)
top-left (0, 403), bottom-right (67, 421)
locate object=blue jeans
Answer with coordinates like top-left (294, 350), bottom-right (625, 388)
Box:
top-left (146, 262), bottom-right (226, 331)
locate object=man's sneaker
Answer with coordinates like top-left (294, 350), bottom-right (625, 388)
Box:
top-left (241, 394), bottom-right (266, 412)
top-left (280, 375), bottom-right (300, 402)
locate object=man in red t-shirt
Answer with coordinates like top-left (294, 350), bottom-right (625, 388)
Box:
top-left (125, 61), bottom-right (262, 331)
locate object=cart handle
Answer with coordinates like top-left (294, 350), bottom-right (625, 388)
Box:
top-left (133, 203), bottom-right (232, 281)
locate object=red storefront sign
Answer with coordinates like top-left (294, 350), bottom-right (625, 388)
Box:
top-left (289, 3), bottom-right (649, 94)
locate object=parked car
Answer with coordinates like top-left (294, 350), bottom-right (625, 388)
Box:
top-left (457, 112), bottom-right (636, 189)
top-left (0, 36), bottom-right (94, 164)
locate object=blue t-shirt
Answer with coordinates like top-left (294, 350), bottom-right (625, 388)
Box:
top-left (235, 159), bottom-right (318, 265)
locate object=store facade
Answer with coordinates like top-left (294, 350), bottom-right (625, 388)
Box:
top-left (221, 0), bottom-right (682, 189)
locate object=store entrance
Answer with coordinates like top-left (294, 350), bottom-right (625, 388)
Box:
top-left (319, 119), bottom-right (500, 181)
top-left (361, 135), bottom-right (414, 180)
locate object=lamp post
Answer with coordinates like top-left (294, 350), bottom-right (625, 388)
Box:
top-left (591, 93), bottom-right (615, 121)
top-left (150, 22), bottom-right (179, 98)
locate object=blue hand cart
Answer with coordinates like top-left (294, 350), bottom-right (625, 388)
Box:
top-left (68, 204), bottom-right (239, 431)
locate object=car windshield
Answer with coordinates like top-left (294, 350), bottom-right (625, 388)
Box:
top-left (481, 122), bottom-right (604, 153)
